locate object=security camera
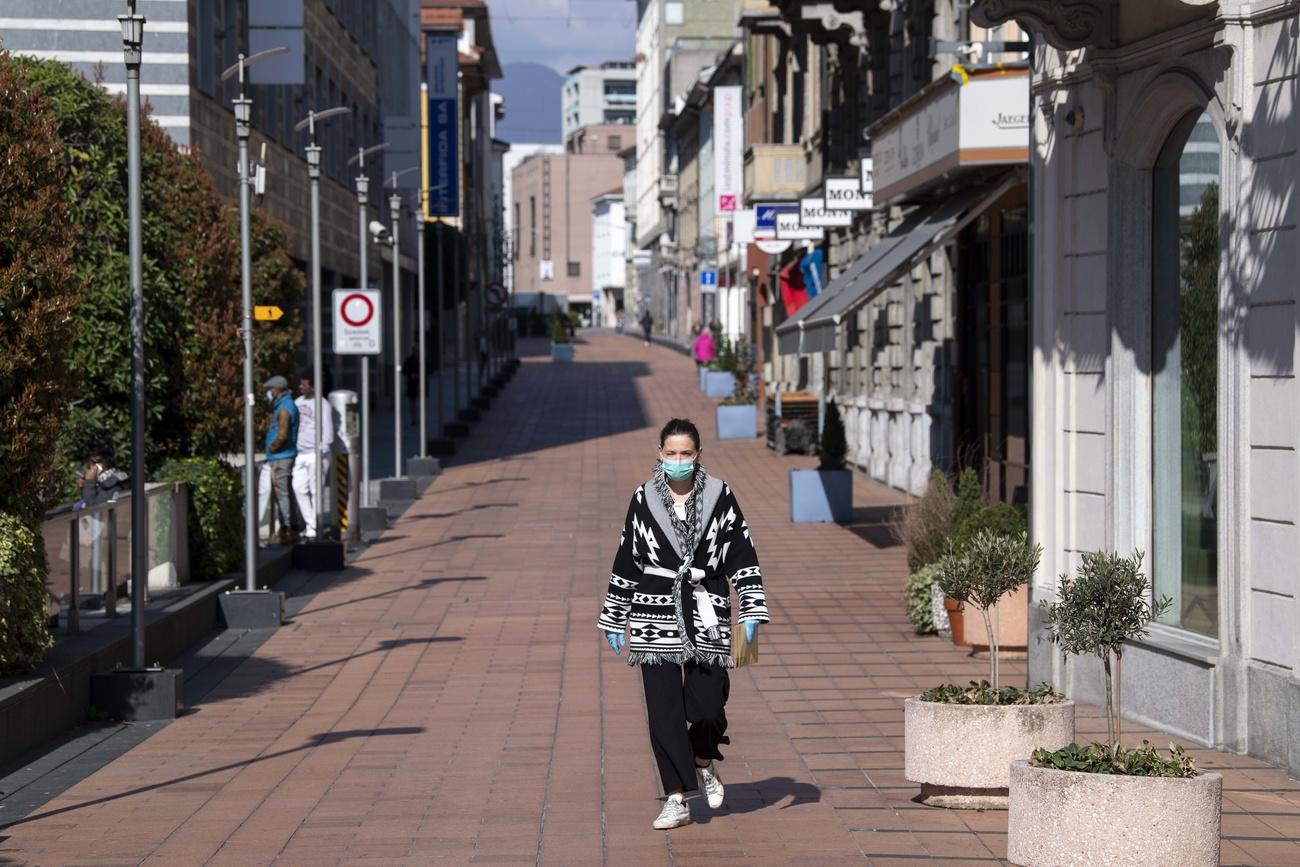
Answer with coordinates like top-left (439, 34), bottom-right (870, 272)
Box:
top-left (369, 220), bottom-right (390, 243)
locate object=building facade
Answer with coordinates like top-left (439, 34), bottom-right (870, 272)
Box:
top-left (591, 192), bottom-right (628, 328)
top-left (511, 152), bottom-right (625, 317)
top-left (562, 61), bottom-right (636, 145)
top-left (973, 0), bottom-right (1300, 777)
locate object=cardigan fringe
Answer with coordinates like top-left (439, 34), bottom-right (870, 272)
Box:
top-left (626, 649), bottom-right (734, 668)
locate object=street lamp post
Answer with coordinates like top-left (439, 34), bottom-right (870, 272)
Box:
top-left (118, 0), bottom-right (146, 669)
top-left (348, 143), bottom-right (389, 508)
top-left (294, 106), bottom-right (350, 534)
top-left (219, 46), bottom-right (288, 592)
top-left (416, 189), bottom-right (427, 458)
top-left (389, 183), bottom-right (403, 475)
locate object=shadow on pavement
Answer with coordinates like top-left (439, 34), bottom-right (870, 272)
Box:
top-left (358, 533), bottom-right (505, 563)
top-left (844, 505), bottom-right (905, 550)
top-left (449, 358), bottom-right (653, 468)
top-left (689, 777), bottom-right (822, 823)
top-left (294, 575), bottom-right (487, 617)
top-left (403, 502), bottom-right (519, 520)
top-left (0, 727), bottom-right (425, 830)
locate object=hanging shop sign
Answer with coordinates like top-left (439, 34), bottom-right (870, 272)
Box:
top-left (870, 70), bottom-right (1028, 202)
top-left (800, 197), bottom-right (852, 228)
top-left (776, 212), bottom-right (824, 241)
top-left (713, 85), bottom-right (743, 213)
top-left (825, 176), bottom-right (872, 211)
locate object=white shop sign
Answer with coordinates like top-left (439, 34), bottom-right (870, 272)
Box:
top-left (333, 289), bottom-right (382, 355)
top-left (776, 212), bottom-right (824, 241)
top-left (825, 176), bottom-right (872, 211)
top-left (872, 74), bottom-right (1028, 201)
top-left (800, 197), bottom-right (852, 227)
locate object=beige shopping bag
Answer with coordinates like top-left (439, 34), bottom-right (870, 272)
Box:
top-left (732, 624), bottom-right (759, 668)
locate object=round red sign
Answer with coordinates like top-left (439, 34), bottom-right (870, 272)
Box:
top-left (340, 293), bottom-right (374, 327)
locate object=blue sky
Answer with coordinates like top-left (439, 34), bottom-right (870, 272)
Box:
top-left (489, 0), bottom-right (637, 73)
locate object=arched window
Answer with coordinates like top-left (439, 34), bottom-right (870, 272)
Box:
top-left (1152, 110), bottom-right (1220, 636)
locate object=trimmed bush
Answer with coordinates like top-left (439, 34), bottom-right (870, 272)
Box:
top-left (818, 401), bottom-right (848, 470)
top-left (0, 513), bottom-right (54, 675)
top-left (158, 457), bottom-right (242, 580)
top-left (893, 469), bottom-right (955, 571)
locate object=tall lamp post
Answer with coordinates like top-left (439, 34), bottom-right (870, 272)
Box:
top-left (219, 46), bottom-right (287, 593)
top-left (118, 0), bottom-right (146, 669)
top-left (293, 105), bottom-right (351, 536)
top-left (347, 142), bottom-right (389, 507)
top-left (384, 168), bottom-right (420, 473)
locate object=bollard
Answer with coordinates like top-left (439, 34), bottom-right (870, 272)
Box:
top-left (336, 450), bottom-right (349, 538)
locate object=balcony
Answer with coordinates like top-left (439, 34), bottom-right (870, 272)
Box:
top-left (744, 144), bottom-right (807, 202)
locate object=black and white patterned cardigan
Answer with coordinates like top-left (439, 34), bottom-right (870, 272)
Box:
top-left (597, 474), bottom-right (769, 667)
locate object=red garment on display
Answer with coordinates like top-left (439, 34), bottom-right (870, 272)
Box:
top-left (779, 259), bottom-right (810, 315)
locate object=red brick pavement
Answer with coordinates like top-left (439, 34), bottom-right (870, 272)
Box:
top-left (3, 335), bottom-right (1299, 865)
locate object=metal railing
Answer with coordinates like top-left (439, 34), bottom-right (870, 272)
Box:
top-left (40, 482), bottom-right (190, 635)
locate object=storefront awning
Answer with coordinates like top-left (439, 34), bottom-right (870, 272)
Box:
top-left (776, 176), bottom-right (1017, 356)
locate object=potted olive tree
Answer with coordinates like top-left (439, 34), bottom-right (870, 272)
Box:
top-left (789, 401), bottom-right (852, 523)
top-left (716, 340), bottom-right (757, 440)
top-left (1008, 551), bottom-right (1222, 866)
top-left (549, 310), bottom-right (573, 362)
top-left (904, 530), bottom-right (1073, 808)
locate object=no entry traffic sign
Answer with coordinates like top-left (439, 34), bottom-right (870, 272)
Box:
top-left (333, 289), bottom-right (382, 355)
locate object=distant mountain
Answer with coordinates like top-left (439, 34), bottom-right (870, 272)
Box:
top-left (495, 62), bottom-right (564, 144)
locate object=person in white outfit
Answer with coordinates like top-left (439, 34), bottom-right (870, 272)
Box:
top-left (292, 378), bottom-right (334, 540)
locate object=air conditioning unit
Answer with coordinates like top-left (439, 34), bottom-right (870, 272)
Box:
top-left (658, 173), bottom-right (679, 202)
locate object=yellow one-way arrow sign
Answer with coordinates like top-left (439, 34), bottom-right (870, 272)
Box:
top-left (254, 305), bottom-right (284, 321)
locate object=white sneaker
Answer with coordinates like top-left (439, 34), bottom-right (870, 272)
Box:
top-left (697, 762), bottom-right (724, 808)
top-left (652, 793), bottom-right (691, 829)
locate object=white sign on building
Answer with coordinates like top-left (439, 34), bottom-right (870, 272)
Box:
top-left (332, 289), bottom-right (382, 355)
top-left (776, 212), bottom-right (824, 240)
top-left (871, 73), bottom-right (1029, 202)
top-left (825, 177), bottom-right (872, 211)
top-left (800, 197), bottom-right (853, 227)
top-left (713, 85), bottom-right (743, 213)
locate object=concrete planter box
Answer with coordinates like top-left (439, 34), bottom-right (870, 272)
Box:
top-left (716, 404), bottom-right (757, 440)
top-left (789, 468), bottom-right (852, 523)
top-left (699, 367), bottom-right (709, 391)
top-left (703, 370), bottom-right (735, 399)
top-left (550, 342), bottom-right (574, 362)
top-left (904, 697), bottom-right (1075, 808)
top-left (1008, 760), bottom-right (1222, 866)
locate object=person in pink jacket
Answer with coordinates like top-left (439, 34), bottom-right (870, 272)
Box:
top-left (692, 325), bottom-right (715, 368)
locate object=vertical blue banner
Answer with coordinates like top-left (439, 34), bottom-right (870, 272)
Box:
top-left (426, 33), bottom-right (459, 218)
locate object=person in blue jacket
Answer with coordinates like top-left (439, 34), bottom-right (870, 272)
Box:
top-left (257, 375), bottom-right (299, 544)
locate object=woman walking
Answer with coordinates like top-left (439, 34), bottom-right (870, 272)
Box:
top-left (597, 418), bottom-right (769, 829)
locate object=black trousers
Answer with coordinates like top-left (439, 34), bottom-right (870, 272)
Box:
top-left (640, 659), bottom-right (730, 794)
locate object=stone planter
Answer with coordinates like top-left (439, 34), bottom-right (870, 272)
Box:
top-left (789, 468), bottom-right (852, 523)
top-left (703, 370), bottom-right (735, 399)
top-left (1008, 760), bottom-right (1222, 866)
top-left (966, 584), bottom-right (1029, 653)
top-left (698, 367), bottom-right (709, 391)
top-left (716, 404), bottom-right (757, 440)
top-left (903, 698), bottom-right (1075, 808)
top-left (550, 341), bottom-right (574, 362)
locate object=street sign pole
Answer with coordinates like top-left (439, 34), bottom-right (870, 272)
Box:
top-left (119, 0), bottom-right (146, 666)
top-left (390, 185), bottom-right (403, 477)
top-left (435, 222), bottom-right (445, 439)
top-left (417, 190), bottom-right (427, 457)
top-left (234, 83), bottom-right (256, 591)
top-left (356, 175), bottom-right (370, 506)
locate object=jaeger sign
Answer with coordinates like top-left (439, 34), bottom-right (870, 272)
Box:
top-left (870, 72), bottom-right (1029, 202)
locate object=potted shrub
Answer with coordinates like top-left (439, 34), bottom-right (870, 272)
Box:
top-left (1008, 551), bottom-right (1221, 866)
top-left (789, 401), bottom-right (852, 523)
top-left (702, 336), bottom-right (736, 398)
top-left (904, 530), bottom-right (1073, 808)
top-left (549, 311), bottom-right (573, 362)
top-left (894, 470), bottom-right (954, 635)
top-left (716, 340), bottom-right (757, 440)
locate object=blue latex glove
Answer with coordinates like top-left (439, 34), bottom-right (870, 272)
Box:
top-left (605, 631), bottom-right (625, 655)
top-left (742, 620), bottom-right (760, 642)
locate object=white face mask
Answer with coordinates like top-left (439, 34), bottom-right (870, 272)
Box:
top-left (265, 390), bottom-right (276, 404)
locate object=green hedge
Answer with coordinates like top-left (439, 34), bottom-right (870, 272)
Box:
top-left (0, 513), bottom-right (53, 675)
top-left (158, 458), bottom-right (242, 580)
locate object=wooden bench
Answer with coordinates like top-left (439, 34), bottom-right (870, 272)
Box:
top-left (766, 390), bottom-right (820, 455)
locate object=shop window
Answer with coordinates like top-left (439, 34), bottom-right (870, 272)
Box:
top-left (1152, 110), bottom-right (1220, 636)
